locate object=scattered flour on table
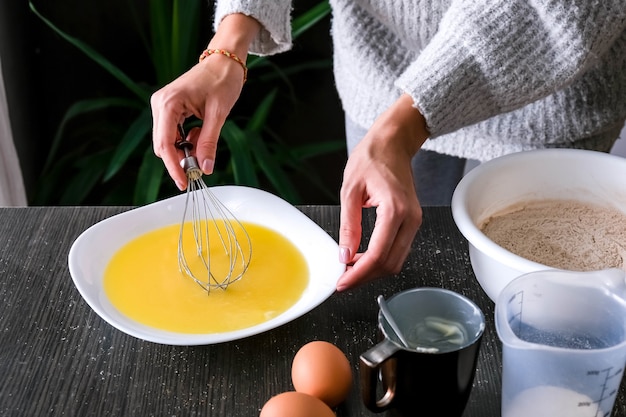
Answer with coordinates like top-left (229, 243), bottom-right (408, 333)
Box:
top-left (480, 199), bottom-right (626, 271)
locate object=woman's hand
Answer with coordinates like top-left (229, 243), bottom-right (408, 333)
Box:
top-left (336, 94), bottom-right (429, 291)
top-left (150, 14), bottom-right (260, 190)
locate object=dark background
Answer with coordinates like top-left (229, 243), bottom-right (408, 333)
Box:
top-left (0, 0), bottom-right (346, 204)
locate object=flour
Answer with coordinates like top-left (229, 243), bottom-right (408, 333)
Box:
top-left (480, 199), bottom-right (626, 271)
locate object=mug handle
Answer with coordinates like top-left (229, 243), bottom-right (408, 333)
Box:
top-left (359, 338), bottom-right (401, 412)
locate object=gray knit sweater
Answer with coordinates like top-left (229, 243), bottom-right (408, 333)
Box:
top-left (214, 0), bottom-right (626, 162)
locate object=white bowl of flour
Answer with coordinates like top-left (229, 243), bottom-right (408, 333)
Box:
top-left (451, 149), bottom-right (626, 302)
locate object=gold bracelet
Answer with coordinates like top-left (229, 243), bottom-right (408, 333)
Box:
top-left (199, 48), bottom-right (248, 83)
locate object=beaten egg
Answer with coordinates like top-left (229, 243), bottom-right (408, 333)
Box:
top-left (104, 222), bottom-right (308, 333)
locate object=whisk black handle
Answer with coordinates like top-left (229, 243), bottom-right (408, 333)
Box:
top-left (175, 140), bottom-right (193, 158)
top-left (175, 140), bottom-right (193, 150)
top-left (175, 125), bottom-right (193, 157)
top-left (174, 124), bottom-right (202, 178)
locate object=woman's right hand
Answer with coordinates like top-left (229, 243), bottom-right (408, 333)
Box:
top-left (150, 14), bottom-right (260, 190)
top-left (336, 94), bottom-right (429, 291)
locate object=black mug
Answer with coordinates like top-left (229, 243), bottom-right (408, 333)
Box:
top-left (360, 288), bottom-right (485, 416)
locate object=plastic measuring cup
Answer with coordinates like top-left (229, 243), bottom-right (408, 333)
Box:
top-left (496, 269), bottom-right (626, 417)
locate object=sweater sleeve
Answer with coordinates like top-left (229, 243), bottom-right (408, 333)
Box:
top-left (395, 1), bottom-right (626, 137)
top-left (213, 0), bottom-right (292, 56)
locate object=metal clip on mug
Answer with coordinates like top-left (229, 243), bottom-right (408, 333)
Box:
top-left (360, 288), bottom-right (485, 417)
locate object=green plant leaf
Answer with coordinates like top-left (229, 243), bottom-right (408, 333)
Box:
top-left (242, 89), bottom-right (300, 201)
top-left (33, 151), bottom-right (80, 205)
top-left (150, 0), bottom-right (171, 81)
top-left (292, 1), bottom-right (331, 39)
top-left (248, 132), bottom-right (301, 203)
top-left (221, 121), bottom-right (258, 186)
top-left (134, 147), bottom-right (165, 205)
top-left (271, 140), bottom-right (344, 202)
top-left (150, 0), bottom-right (201, 84)
top-left (171, 0), bottom-right (201, 76)
top-left (103, 109), bottom-right (152, 182)
top-left (29, 2), bottom-right (151, 103)
top-left (246, 89), bottom-right (278, 133)
top-left (202, 170), bottom-right (227, 187)
top-left (43, 97), bottom-right (143, 174)
top-left (59, 151), bottom-right (110, 204)
top-left (257, 59), bottom-right (332, 83)
top-left (245, 55), bottom-right (265, 70)
top-left (291, 140), bottom-right (346, 160)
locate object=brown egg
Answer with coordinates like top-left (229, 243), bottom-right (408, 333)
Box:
top-left (291, 341), bottom-right (352, 407)
top-left (259, 391), bottom-right (335, 417)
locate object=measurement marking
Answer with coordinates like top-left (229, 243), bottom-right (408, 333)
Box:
top-left (585, 366), bottom-right (621, 417)
top-left (507, 291), bottom-right (524, 335)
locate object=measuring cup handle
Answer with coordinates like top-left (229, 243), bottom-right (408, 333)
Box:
top-left (359, 338), bottom-right (401, 412)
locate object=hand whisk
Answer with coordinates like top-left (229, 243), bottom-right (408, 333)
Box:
top-left (175, 125), bottom-right (252, 293)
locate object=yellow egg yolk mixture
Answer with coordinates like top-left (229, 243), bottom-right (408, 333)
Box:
top-left (104, 222), bottom-right (309, 333)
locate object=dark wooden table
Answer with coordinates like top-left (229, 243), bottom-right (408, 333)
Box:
top-left (0, 206), bottom-right (624, 416)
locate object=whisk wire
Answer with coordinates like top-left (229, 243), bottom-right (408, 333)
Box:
top-left (175, 125), bottom-right (252, 294)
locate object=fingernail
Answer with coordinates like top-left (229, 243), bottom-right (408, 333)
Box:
top-left (175, 180), bottom-right (185, 191)
top-left (201, 159), bottom-right (215, 174)
top-left (339, 246), bottom-right (351, 264)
